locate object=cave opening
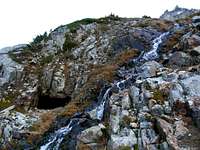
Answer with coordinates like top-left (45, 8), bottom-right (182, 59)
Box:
top-left (37, 95), bottom-right (71, 109)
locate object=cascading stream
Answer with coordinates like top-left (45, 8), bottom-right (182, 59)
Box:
top-left (142, 32), bottom-right (169, 61)
top-left (40, 31), bottom-right (169, 150)
top-left (40, 120), bottom-right (74, 150)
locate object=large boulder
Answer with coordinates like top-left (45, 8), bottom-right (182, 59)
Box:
top-left (129, 85), bottom-right (140, 108)
top-left (187, 98), bottom-right (200, 128)
top-left (179, 33), bottom-right (200, 53)
top-left (77, 124), bottom-right (105, 144)
top-left (112, 28), bottom-right (159, 53)
top-left (168, 52), bottom-right (191, 67)
top-left (174, 120), bottom-right (189, 140)
top-left (138, 61), bottom-right (162, 78)
top-left (192, 16), bottom-right (200, 27)
top-left (110, 104), bottom-right (120, 134)
top-left (108, 128), bottom-right (137, 150)
top-left (156, 118), bottom-right (180, 150)
top-left (0, 45), bottom-right (25, 86)
top-left (191, 46), bottom-right (200, 56)
top-left (180, 75), bottom-right (200, 97)
top-left (169, 83), bottom-right (184, 105)
top-left (0, 108), bottom-right (39, 147)
top-left (141, 128), bottom-right (159, 149)
top-left (121, 92), bottom-right (131, 110)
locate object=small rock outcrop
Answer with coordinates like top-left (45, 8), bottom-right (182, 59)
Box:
top-left (160, 6), bottom-right (199, 21)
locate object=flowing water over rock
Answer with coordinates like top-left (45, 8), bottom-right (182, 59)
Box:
top-left (142, 32), bottom-right (169, 61)
top-left (96, 88), bottom-right (111, 120)
top-left (40, 120), bottom-right (74, 150)
top-left (39, 32), bottom-right (169, 150)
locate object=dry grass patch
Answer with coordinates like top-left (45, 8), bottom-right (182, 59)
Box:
top-left (77, 142), bottom-right (91, 150)
top-left (152, 89), bottom-right (167, 105)
top-left (61, 100), bottom-right (91, 117)
top-left (63, 49), bottom-right (139, 117)
top-left (29, 112), bottom-right (55, 133)
top-left (135, 19), bottom-right (173, 32)
top-left (161, 30), bottom-right (186, 53)
top-left (114, 49), bottom-right (139, 66)
top-left (26, 111), bottom-right (56, 145)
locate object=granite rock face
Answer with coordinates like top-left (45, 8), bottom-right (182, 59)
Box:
top-left (160, 6), bottom-right (199, 21)
top-left (0, 45), bottom-right (25, 86)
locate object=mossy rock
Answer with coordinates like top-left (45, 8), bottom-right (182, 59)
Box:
top-left (0, 92), bottom-right (19, 110)
top-left (67, 18), bottom-right (97, 33)
top-left (40, 55), bottom-right (54, 66)
top-left (121, 115), bottom-right (132, 127)
top-left (0, 98), bottom-right (12, 110)
top-left (152, 89), bottom-right (167, 104)
top-left (119, 146), bottom-right (132, 150)
top-left (63, 33), bottom-right (78, 52)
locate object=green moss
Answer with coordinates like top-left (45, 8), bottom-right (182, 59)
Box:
top-left (8, 52), bottom-right (22, 64)
top-left (101, 126), bottom-right (110, 140)
top-left (135, 19), bottom-right (150, 28)
top-left (96, 14), bottom-right (121, 24)
top-left (0, 92), bottom-right (19, 110)
top-left (122, 115), bottom-right (132, 127)
top-left (145, 114), bottom-right (156, 122)
top-left (134, 144), bottom-right (139, 150)
top-left (119, 146), bottom-right (131, 150)
top-left (67, 15), bottom-right (120, 33)
top-left (67, 18), bottom-right (97, 33)
top-left (98, 24), bottom-right (110, 33)
top-left (63, 33), bottom-right (78, 52)
top-left (0, 98), bottom-right (12, 110)
top-left (40, 55), bottom-right (54, 65)
top-left (152, 89), bottom-right (166, 104)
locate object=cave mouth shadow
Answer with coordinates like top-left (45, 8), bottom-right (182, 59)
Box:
top-left (37, 95), bottom-right (71, 109)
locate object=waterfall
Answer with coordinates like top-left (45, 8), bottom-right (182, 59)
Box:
top-left (96, 88), bottom-right (111, 120)
top-left (39, 32), bottom-right (169, 150)
top-left (142, 32), bottom-right (169, 61)
top-left (40, 120), bottom-right (74, 150)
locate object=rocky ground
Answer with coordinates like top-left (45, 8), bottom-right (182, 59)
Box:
top-left (0, 7), bottom-right (200, 150)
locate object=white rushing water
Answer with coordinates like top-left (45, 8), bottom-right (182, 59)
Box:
top-left (96, 32), bottom-right (170, 121)
top-left (142, 32), bottom-right (169, 61)
top-left (40, 32), bottom-right (170, 150)
top-left (40, 120), bottom-right (74, 150)
top-left (96, 88), bottom-right (111, 120)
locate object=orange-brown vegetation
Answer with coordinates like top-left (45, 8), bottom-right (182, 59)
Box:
top-left (135, 19), bottom-right (173, 32)
top-left (77, 142), bottom-right (92, 150)
top-left (75, 49), bottom-right (138, 102)
top-left (160, 30), bottom-right (187, 53)
top-left (63, 49), bottom-right (139, 117)
top-left (152, 89), bottom-right (168, 105)
top-left (113, 49), bottom-right (139, 66)
top-left (29, 112), bottom-right (55, 134)
top-left (25, 111), bottom-right (56, 145)
top-left (61, 100), bottom-right (91, 117)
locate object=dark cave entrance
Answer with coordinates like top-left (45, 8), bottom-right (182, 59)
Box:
top-left (37, 95), bottom-right (71, 109)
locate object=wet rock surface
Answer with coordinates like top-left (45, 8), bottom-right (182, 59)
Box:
top-left (0, 7), bottom-right (200, 150)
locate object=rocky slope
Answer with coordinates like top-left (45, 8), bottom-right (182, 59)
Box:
top-left (0, 7), bottom-right (200, 150)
